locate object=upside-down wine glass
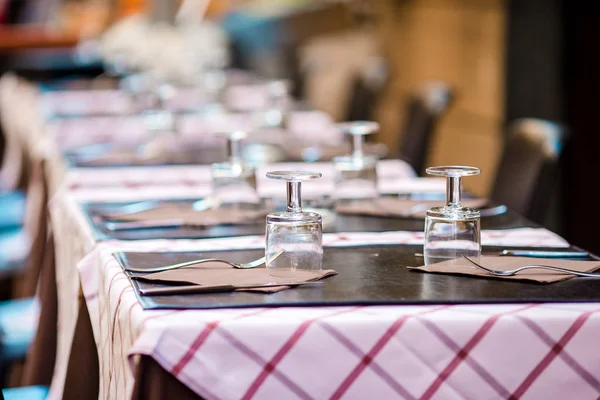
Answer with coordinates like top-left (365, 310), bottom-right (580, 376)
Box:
top-left (333, 121), bottom-right (379, 201)
top-left (211, 130), bottom-right (259, 205)
top-left (264, 79), bottom-right (292, 129)
top-left (423, 166), bottom-right (481, 265)
top-left (265, 171), bottom-right (323, 278)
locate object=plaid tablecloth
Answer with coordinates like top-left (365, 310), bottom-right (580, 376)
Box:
top-left (74, 235), bottom-right (600, 400)
top-left (47, 176), bottom-right (572, 399)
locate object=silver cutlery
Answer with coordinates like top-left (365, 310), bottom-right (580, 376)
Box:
top-left (102, 200), bottom-right (160, 215)
top-left (126, 249), bottom-right (285, 273)
top-left (462, 255), bottom-right (600, 278)
top-left (498, 249), bottom-right (589, 258)
top-left (106, 219), bottom-right (184, 231)
top-left (414, 250), bottom-right (590, 258)
top-left (139, 280), bottom-right (324, 296)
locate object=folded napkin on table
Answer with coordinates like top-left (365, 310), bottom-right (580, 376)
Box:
top-left (336, 197), bottom-right (488, 219)
top-left (100, 203), bottom-right (271, 227)
top-left (408, 256), bottom-right (600, 283)
top-left (135, 262), bottom-right (337, 293)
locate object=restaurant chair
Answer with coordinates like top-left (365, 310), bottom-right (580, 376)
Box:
top-left (0, 73), bottom-right (28, 222)
top-left (397, 81), bottom-right (455, 175)
top-left (0, 157), bottom-right (48, 385)
top-left (1, 385), bottom-right (48, 400)
top-left (344, 57), bottom-right (389, 122)
top-left (490, 118), bottom-right (566, 225)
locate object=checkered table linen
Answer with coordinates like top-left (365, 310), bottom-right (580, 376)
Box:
top-left (76, 235), bottom-right (599, 400)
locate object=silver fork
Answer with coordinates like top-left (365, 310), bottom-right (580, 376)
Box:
top-left (103, 197), bottom-right (222, 218)
top-left (125, 249), bottom-right (285, 273)
top-left (462, 255), bottom-right (600, 278)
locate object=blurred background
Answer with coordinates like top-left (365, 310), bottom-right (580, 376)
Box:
top-left (0, 0), bottom-right (597, 253)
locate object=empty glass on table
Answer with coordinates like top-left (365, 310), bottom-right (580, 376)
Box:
top-left (211, 130), bottom-right (260, 205)
top-left (423, 166), bottom-right (481, 265)
top-left (333, 121), bottom-right (379, 201)
top-left (265, 171), bottom-right (323, 278)
top-left (263, 79), bottom-right (292, 129)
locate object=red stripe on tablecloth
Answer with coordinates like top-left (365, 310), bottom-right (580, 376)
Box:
top-left (100, 271), bottom-right (128, 390)
top-left (109, 285), bottom-right (133, 397)
top-left (242, 307), bottom-right (364, 400)
top-left (320, 322), bottom-right (416, 400)
top-left (171, 321), bottom-right (219, 377)
top-left (215, 326), bottom-right (312, 400)
top-left (419, 318), bottom-right (510, 398)
top-left (330, 305), bottom-right (451, 400)
top-left (419, 304), bottom-right (539, 400)
top-left (99, 266), bottom-right (127, 323)
top-left (127, 302), bottom-right (141, 346)
top-left (517, 314), bottom-right (600, 392)
top-left (510, 310), bottom-right (598, 399)
top-left (171, 308), bottom-right (271, 377)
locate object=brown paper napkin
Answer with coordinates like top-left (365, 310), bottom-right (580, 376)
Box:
top-left (135, 261), bottom-right (337, 293)
top-left (336, 197), bottom-right (488, 219)
top-left (100, 203), bottom-right (270, 227)
top-left (408, 256), bottom-right (600, 283)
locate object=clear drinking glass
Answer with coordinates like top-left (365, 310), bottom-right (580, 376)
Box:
top-left (266, 171), bottom-right (323, 278)
top-left (211, 130), bottom-right (259, 205)
top-left (423, 166), bottom-right (481, 265)
top-left (264, 79), bottom-right (292, 128)
top-left (333, 121), bottom-right (379, 201)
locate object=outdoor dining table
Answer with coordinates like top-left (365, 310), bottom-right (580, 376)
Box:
top-left (4, 81), bottom-right (600, 400)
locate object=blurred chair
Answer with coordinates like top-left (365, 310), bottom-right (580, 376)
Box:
top-left (397, 81), bottom-right (455, 175)
top-left (344, 57), bottom-right (388, 122)
top-left (491, 118), bottom-right (566, 225)
top-left (0, 155), bottom-right (49, 386)
top-left (2, 385), bottom-right (48, 400)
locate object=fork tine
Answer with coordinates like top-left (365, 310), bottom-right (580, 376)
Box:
top-left (461, 255), bottom-right (506, 275)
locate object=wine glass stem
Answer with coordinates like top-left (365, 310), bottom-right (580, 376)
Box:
top-left (447, 176), bottom-right (461, 207)
top-left (286, 181), bottom-right (302, 213)
top-left (352, 135), bottom-right (364, 159)
top-left (228, 138), bottom-right (241, 164)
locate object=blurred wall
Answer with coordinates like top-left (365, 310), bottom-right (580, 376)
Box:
top-left (374, 0), bottom-right (506, 196)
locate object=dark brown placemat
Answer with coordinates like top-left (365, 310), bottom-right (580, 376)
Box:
top-left (115, 245), bottom-right (600, 310)
top-left (83, 198), bottom-right (532, 241)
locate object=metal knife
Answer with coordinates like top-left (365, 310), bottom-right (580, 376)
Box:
top-left (105, 219), bottom-right (184, 231)
top-left (414, 250), bottom-right (590, 258)
top-left (499, 250), bottom-right (590, 258)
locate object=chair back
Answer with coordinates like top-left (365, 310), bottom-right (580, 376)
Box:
top-left (491, 118), bottom-right (566, 224)
top-left (19, 158), bottom-right (48, 298)
top-left (344, 57), bottom-right (388, 122)
top-left (398, 81), bottom-right (455, 175)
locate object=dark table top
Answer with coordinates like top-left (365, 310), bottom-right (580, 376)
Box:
top-left (117, 245), bottom-right (600, 310)
top-left (83, 198), bottom-right (533, 241)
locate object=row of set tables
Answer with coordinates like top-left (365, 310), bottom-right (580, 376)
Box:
top-left (3, 72), bottom-right (600, 400)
